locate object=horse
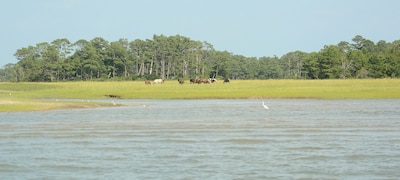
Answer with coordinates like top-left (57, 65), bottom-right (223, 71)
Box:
top-left (178, 79), bottom-right (185, 84)
top-left (223, 78), bottom-right (230, 83)
top-left (153, 79), bottom-right (164, 84)
top-left (190, 79), bottom-right (196, 84)
top-left (195, 78), bottom-right (202, 84)
top-left (199, 78), bottom-right (211, 84)
top-left (145, 80), bottom-right (151, 85)
top-left (209, 78), bottom-right (217, 83)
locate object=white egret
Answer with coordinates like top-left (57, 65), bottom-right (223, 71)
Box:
top-left (262, 101), bottom-right (269, 110)
top-left (112, 101), bottom-right (116, 106)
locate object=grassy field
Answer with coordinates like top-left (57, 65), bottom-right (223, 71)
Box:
top-left (1, 79), bottom-right (399, 112)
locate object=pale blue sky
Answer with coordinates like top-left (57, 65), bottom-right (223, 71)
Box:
top-left (1, 0), bottom-right (399, 67)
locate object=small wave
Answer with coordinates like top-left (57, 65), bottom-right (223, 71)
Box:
top-left (219, 138), bottom-right (267, 144)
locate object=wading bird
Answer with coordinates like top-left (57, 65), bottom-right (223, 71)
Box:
top-left (262, 101), bottom-right (269, 110)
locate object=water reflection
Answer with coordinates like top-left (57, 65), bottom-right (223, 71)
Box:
top-left (1, 99), bottom-right (400, 179)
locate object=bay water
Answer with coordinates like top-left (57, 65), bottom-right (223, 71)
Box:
top-left (1, 99), bottom-right (399, 179)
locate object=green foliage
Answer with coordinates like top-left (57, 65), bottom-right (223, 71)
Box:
top-left (1, 35), bottom-right (400, 82)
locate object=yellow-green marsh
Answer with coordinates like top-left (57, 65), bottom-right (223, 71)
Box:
top-left (1, 79), bottom-right (399, 111)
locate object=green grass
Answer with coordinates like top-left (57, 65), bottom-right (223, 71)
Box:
top-left (1, 79), bottom-right (399, 111)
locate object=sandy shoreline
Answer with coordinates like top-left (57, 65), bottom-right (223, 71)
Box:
top-left (0, 100), bottom-right (120, 112)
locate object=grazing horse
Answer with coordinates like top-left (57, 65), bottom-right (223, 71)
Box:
top-left (223, 78), bottom-right (230, 83)
top-left (190, 79), bottom-right (196, 84)
top-left (195, 78), bottom-right (202, 84)
top-left (145, 80), bottom-right (151, 85)
top-left (153, 79), bottom-right (164, 84)
top-left (178, 79), bottom-right (185, 84)
top-left (199, 78), bottom-right (211, 84)
top-left (209, 78), bottom-right (217, 83)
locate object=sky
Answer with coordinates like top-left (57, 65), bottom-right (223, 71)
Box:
top-left (1, 0), bottom-right (400, 67)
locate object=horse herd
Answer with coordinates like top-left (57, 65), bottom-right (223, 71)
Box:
top-left (145, 78), bottom-right (230, 85)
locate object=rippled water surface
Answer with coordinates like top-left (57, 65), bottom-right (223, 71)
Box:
top-left (1, 99), bottom-right (400, 179)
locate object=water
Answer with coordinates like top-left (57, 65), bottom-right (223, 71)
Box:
top-left (1, 99), bottom-right (399, 179)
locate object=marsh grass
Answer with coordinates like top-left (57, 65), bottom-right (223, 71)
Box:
top-left (1, 79), bottom-right (399, 111)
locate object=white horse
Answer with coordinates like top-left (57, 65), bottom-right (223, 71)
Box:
top-left (153, 79), bottom-right (164, 84)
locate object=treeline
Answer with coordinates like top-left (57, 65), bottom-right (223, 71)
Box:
top-left (1, 35), bottom-right (399, 82)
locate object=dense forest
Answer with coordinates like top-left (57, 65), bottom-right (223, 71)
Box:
top-left (0, 34), bottom-right (399, 82)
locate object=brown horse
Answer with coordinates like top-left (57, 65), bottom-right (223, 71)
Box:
top-left (178, 79), bottom-right (185, 84)
top-left (195, 78), bottom-right (202, 84)
top-left (199, 78), bottom-right (211, 84)
top-left (145, 80), bottom-right (151, 85)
